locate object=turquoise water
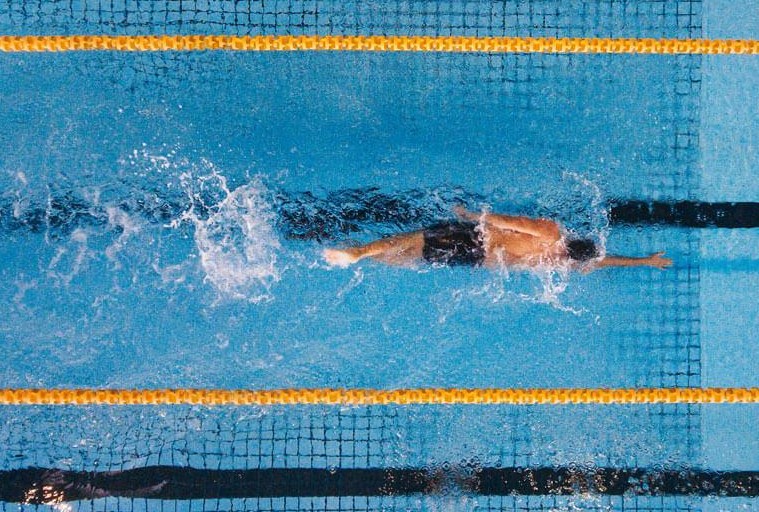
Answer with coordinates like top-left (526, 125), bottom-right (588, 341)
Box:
top-left (0, 1), bottom-right (757, 511)
top-left (0, 51), bottom-right (704, 388)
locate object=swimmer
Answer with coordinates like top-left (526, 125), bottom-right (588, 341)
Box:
top-left (323, 206), bottom-right (672, 271)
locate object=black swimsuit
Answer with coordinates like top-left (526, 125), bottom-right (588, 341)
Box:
top-left (422, 222), bottom-right (485, 266)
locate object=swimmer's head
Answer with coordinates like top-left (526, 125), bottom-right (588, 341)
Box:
top-left (566, 238), bottom-right (599, 262)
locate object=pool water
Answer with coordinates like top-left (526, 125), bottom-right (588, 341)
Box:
top-left (0, 1), bottom-right (757, 511)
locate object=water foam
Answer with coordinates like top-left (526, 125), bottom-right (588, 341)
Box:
top-left (176, 164), bottom-right (281, 303)
top-left (104, 206), bottom-right (142, 269)
top-left (46, 228), bottom-right (92, 287)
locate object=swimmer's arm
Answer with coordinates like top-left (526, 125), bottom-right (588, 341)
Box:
top-left (454, 206), bottom-right (559, 239)
top-left (590, 252), bottom-right (672, 270)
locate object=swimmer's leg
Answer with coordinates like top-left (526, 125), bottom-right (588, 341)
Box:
top-left (323, 231), bottom-right (424, 268)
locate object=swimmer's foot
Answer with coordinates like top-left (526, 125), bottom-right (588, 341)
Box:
top-left (323, 248), bottom-right (361, 268)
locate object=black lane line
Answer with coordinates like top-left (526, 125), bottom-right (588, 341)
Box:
top-left (472, 467), bottom-right (759, 496)
top-left (2, 466), bottom-right (759, 503)
top-left (609, 201), bottom-right (759, 228)
top-left (0, 467), bottom-right (428, 503)
top-left (3, 191), bottom-right (757, 242)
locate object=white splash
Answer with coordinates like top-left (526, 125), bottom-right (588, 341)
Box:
top-left (530, 264), bottom-right (586, 315)
top-left (11, 171), bottom-right (31, 221)
top-left (176, 165), bottom-right (281, 303)
top-left (104, 206), bottom-right (142, 269)
top-left (336, 268), bottom-right (364, 299)
top-left (12, 275), bottom-right (37, 309)
top-left (46, 229), bottom-right (91, 287)
top-left (15, 171), bottom-right (28, 186)
top-left (151, 261), bottom-right (188, 286)
top-left (119, 144), bottom-right (177, 173)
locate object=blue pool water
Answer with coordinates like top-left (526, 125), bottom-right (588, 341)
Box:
top-left (0, 1), bottom-right (757, 511)
top-left (0, 50), bottom-right (707, 388)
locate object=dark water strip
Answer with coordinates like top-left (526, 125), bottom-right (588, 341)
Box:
top-left (1, 191), bottom-right (756, 242)
top-left (2, 466), bottom-right (758, 503)
top-left (609, 201), bottom-right (759, 228)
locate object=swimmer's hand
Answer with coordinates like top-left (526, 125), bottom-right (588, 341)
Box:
top-left (647, 252), bottom-right (673, 269)
top-left (323, 248), bottom-right (359, 268)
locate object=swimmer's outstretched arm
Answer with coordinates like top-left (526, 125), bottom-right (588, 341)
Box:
top-left (591, 252), bottom-right (672, 270)
top-left (453, 206), bottom-right (560, 240)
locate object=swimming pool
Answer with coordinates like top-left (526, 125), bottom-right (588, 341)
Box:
top-left (0, 1), bottom-right (757, 510)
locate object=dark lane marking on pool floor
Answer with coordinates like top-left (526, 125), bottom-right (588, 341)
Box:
top-left (2, 466), bottom-right (759, 503)
top-left (609, 201), bottom-right (759, 228)
top-left (1, 192), bottom-right (756, 241)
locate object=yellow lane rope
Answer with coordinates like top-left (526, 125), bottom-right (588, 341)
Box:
top-left (0, 35), bottom-right (757, 54)
top-left (2, 388), bottom-right (759, 406)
